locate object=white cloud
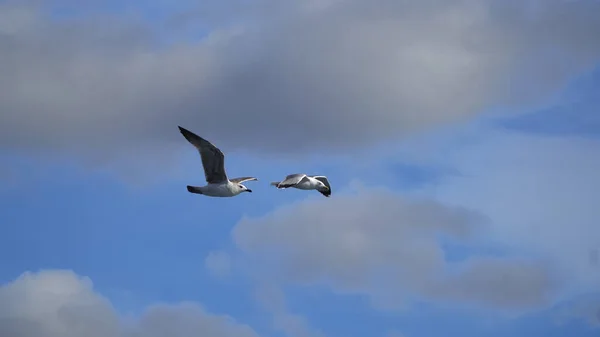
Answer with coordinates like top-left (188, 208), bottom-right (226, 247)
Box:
top-left (2, 0), bottom-right (600, 165)
top-left (0, 269), bottom-right (260, 337)
top-left (231, 186), bottom-right (556, 311)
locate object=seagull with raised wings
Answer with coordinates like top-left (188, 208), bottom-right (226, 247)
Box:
top-left (178, 126), bottom-right (257, 197)
top-left (270, 174), bottom-right (331, 197)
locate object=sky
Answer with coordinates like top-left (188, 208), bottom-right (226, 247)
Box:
top-left (1, 0), bottom-right (599, 336)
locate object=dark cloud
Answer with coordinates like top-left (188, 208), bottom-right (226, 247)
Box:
top-left (2, 0), bottom-right (600, 164)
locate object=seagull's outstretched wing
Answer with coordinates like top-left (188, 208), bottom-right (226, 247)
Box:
top-left (273, 173), bottom-right (307, 188)
top-left (311, 175), bottom-right (331, 197)
top-left (178, 126), bottom-right (228, 184)
top-left (230, 177), bottom-right (258, 184)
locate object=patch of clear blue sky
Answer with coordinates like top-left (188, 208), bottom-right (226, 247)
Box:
top-left (497, 65), bottom-right (600, 138)
top-left (384, 161), bottom-right (461, 190)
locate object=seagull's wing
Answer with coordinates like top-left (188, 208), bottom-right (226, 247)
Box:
top-left (311, 175), bottom-right (331, 197)
top-left (178, 126), bottom-right (228, 184)
top-left (230, 177), bottom-right (258, 184)
top-left (276, 173), bottom-right (307, 188)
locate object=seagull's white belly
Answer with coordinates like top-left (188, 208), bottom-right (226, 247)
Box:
top-left (201, 182), bottom-right (237, 197)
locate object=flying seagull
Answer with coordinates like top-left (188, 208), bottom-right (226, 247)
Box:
top-left (270, 174), bottom-right (331, 197)
top-left (178, 126), bottom-right (257, 197)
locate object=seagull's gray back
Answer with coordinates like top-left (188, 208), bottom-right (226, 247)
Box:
top-left (280, 174), bottom-right (307, 185)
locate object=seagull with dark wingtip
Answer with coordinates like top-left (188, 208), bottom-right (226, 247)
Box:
top-left (270, 173), bottom-right (331, 197)
top-left (177, 126), bottom-right (257, 197)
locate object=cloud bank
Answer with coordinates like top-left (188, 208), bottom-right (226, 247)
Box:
top-left (2, 0), bottom-right (600, 163)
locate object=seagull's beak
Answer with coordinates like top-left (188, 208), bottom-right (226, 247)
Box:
top-left (246, 189), bottom-right (253, 193)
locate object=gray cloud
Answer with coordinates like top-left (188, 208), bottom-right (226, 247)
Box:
top-left (231, 186), bottom-right (556, 311)
top-left (2, 0), bottom-right (600, 164)
top-left (436, 257), bottom-right (557, 309)
top-left (0, 269), bottom-right (260, 337)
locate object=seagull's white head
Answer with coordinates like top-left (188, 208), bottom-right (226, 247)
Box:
top-left (238, 184), bottom-right (252, 193)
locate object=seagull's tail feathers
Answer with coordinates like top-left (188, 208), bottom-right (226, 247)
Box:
top-left (186, 185), bottom-right (204, 194)
top-left (270, 181), bottom-right (281, 188)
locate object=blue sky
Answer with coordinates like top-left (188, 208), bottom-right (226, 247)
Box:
top-left (1, 1), bottom-right (600, 337)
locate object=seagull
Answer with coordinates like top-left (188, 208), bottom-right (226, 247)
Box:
top-left (270, 174), bottom-right (331, 197)
top-left (178, 126), bottom-right (257, 197)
